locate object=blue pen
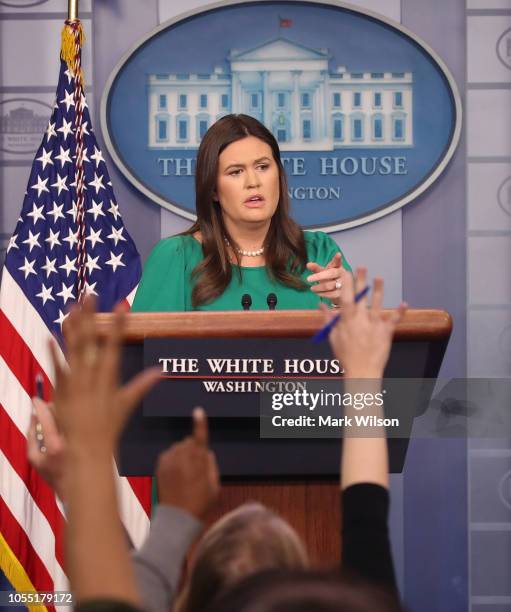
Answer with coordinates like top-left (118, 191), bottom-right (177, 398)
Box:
top-left (311, 285), bottom-right (370, 343)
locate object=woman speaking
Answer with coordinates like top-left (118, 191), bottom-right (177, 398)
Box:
top-left (132, 114), bottom-right (351, 312)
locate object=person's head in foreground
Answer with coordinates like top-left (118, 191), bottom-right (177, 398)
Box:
top-left (176, 502), bottom-right (309, 612)
top-left (187, 113), bottom-right (308, 306)
top-left (203, 569), bottom-right (402, 612)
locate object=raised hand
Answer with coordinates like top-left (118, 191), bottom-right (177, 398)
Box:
top-left (49, 294), bottom-right (160, 454)
top-left (156, 407), bottom-right (220, 519)
top-left (321, 267), bottom-right (407, 379)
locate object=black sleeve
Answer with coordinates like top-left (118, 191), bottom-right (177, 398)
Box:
top-left (341, 483), bottom-right (397, 594)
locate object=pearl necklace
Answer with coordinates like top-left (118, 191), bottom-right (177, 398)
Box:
top-left (224, 237), bottom-right (265, 257)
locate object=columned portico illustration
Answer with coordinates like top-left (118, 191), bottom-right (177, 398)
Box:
top-left (147, 37), bottom-right (413, 150)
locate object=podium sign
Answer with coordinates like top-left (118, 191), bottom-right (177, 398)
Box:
top-left (143, 337), bottom-right (342, 417)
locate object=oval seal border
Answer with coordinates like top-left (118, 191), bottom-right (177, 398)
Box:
top-left (101, 0), bottom-right (462, 232)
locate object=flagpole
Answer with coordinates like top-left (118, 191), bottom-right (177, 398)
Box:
top-left (68, 0), bottom-right (78, 20)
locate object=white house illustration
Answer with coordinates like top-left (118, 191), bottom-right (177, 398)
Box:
top-left (147, 38), bottom-right (413, 151)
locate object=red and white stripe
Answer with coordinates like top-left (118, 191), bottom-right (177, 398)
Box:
top-left (0, 268), bottom-right (150, 597)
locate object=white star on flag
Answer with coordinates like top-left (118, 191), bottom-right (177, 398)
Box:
top-left (108, 226), bottom-right (126, 246)
top-left (84, 280), bottom-right (98, 295)
top-left (18, 257), bottom-right (36, 279)
top-left (90, 145), bottom-right (105, 167)
top-left (51, 173), bottom-right (69, 195)
top-left (22, 230), bottom-right (41, 252)
top-left (79, 121), bottom-right (90, 136)
top-left (63, 228), bottom-right (78, 249)
top-left (54, 309), bottom-right (70, 328)
top-left (6, 235), bottom-right (18, 253)
top-left (36, 148), bottom-right (54, 170)
top-left (57, 117), bottom-right (73, 140)
top-left (56, 282), bottom-right (75, 305)
top-left (26, 203), bottom-right (45, 224)
top-left (59, 89), bottom-right (75, 112)
top-left (55, 145), bottom-right (72, 168)
top-left (86, 254), bottom-right (101, 275)
top-left (41, 256), bottom-right (58, 277)
top-left (86, 227), bottom-right (104, 249)
top-left (36, 283), bottom-right (55, 306)
top-left (31, 176), bottom-right (49, 198)
top-left (108, 200), bottom-right (121, 221)
top-left (66, 201), bottom-right (78, 223)
top-left (45, 228), bottom-right (61, 250)
top-left (88, 199), bottom-right (106, 221)
top-left (89, 172), bottom-right (105, 193)
top-left (47, 202), bottom-right (65, 223)
top-left (45, 121), bottom-right (57, 140)
top-left (105, 251), bottom-right (125, 272)
top-left (59, 254), bottom-right (77, 277)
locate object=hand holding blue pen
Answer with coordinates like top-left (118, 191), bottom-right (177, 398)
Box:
top-left (312, 285), bottom-right (370, 343)
top-left (315, 267), bottom-right (408, 378)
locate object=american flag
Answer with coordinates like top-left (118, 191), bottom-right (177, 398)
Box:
top-left (0, 24), bottom-right (151, 605)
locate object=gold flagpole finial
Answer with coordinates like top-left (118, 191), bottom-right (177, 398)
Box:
top-left (68, 0), bottom-right (79, 20)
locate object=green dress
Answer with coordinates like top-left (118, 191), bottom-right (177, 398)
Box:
top-left (132, 230), bottom-right (351, 312)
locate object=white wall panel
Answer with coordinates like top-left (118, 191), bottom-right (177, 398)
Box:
top-left (331, 211), bottom-right (402, 307)
top-left (467, 16), bottom-right (511, 83)
top-left (159, 0), bottom-right (401, 23)
top-left (467, 90), bottom-right (511, 157)
top-left (0, 17), bottom-right (91, 87)
top-left (470, 455), bottom-right (511, 523)
top-left (468, 310), bottom-right (511, 376)
top-left (468, 236), bottom-right (511, 305)
top-left (0, 164), bottom-right (32, 236)
top-left (467, 0), bottom-right (511, 8)
top-left (468, 163), bottom-right (511, 231)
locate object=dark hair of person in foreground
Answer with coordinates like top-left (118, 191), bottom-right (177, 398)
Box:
top-left (184, 113), bottom-right (308, 307)
top-left (204, 568), bottom-right (403, 612)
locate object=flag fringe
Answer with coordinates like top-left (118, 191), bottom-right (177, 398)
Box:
top-left (60, 21), bottom-right (85, 86)
top-left (0, 533), bottom-right (48, 612)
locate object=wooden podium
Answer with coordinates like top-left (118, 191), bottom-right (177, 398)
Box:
top-left (97, 309), bottom-right (452, 564)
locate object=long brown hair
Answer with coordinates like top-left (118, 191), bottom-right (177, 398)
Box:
top-left (175, 502), bottom-right (309, 612)
top-left (184, 114), bottom-right (307, 308)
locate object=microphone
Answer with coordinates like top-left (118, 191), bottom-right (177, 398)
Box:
top-left (241, 293), bottom-right (252, 310)
top-left (267, 293), bottom-right (278, 311)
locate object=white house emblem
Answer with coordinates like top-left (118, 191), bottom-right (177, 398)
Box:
top-left (102, 1), bottom-right (461, 231)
